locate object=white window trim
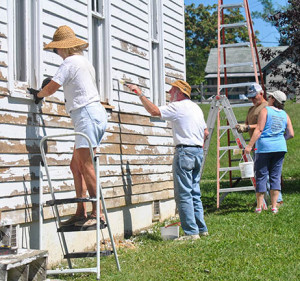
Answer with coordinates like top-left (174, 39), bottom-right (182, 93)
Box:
top-left (88, 0), bottom-right (113, 105)
top-left (149, 0), bottom-right (166, 106)
top-left (7, 0), bottom-right (42, 100)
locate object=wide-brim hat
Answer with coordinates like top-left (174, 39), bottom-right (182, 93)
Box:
top-left (268, 90), bottom-right (286, 104)
top-left (44, 25), bottom-right (88, 50)
top-left (171, 80), bottom-right (192, 98)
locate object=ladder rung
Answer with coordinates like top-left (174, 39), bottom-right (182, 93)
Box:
top-left (46, 197), bottom-right (97, 206)
top-left (231, 176), bottom-right (242, 180)
top-left (230, 159), bottom-right (241, 162)
top-left (57, 223), bottom-right (107, 232)
top-left (220, 3), bottom-right (244, 9)
top-left (220, 125), bottom-right (231, 130)
top-left (231, 103), bottom-right (253, 108)
top-left (220, 22), bottom-right (247, 29)
top-left (220, 62), bottom-right (253, 69)
top-left (219, 146), bottom-right (239, 151)
top-left (219, 186), bottom-right (255, 193)
top-left (220, 42), bottom-right (250, 48)
top-left (219, 166), bottom-right (240, 172)
top-left (64, 250), bottom-right (113, 259)
top-left (220, 82), bottom-right (254, 89)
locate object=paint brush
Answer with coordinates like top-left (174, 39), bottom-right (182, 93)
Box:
top-left (119, 79), bottom-right (138, 94)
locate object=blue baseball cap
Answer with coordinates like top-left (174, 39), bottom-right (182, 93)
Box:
top-left (247, 83), bottom-right (262, 98)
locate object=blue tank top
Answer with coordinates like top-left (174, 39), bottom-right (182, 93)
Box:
top-left (256, 106), bottom-right (287, 153)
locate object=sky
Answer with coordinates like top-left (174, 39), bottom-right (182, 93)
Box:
top-left (184, 0), bottom-right (289, 47)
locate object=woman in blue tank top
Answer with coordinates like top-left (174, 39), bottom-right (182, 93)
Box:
top-left (245, 90), bottom-right (294, 214)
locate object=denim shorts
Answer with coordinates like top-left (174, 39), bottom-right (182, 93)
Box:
top-left (70, 102), bottom-right (107, 149)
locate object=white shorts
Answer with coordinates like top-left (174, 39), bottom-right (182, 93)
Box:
top-left (70, 102), bottom-right (107, 149)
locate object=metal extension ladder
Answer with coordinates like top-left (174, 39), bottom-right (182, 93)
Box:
top-left (38, 133), bottom-right (121, 279)
top-left (210, 0), bottom-right (266, 207)
top-left (200, 96), bottom-right (257, 207)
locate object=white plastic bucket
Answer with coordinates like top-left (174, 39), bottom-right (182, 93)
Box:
top-left (239, 161), bottom-right (254, 178)
top-left (160, 226), bottom-right (179, 240)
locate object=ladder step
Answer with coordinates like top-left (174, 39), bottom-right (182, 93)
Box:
top-left (219, 146), bottom-right (239, 151)
top-left (220, 125), bottom-right (231, 130)
top-left (64, 250), bottom-right (113, 259)
top-left (220, 82), bottom-right (254, 89)
top-left (220, 42), bottom-right (250, 48)
top-left (231, 176), bottom-right (242, 180)
top-left (231, 103), bottom-right (253, 108)
top-left (220, 62), bottom-right (253, 69)
top-left (219, 186), bottom-right (255, 193)
top-left (220, 3), bottom-right (244, 9)
top-left (220, 22), bottom-right (247, 29)
top-left (230, 159), bottom-right (241, 162)
top-left (57, 223), bottom-right (107, 232)
top-left (219, 166), bottom-right (240, 172)
top-left (46, 197), bottom-right (97, 206)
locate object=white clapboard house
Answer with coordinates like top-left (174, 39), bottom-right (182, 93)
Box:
top-left (0, 0), bottom-right (185, 264)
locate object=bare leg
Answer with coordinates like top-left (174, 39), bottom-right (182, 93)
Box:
top-left (270, 190), bottom-right (279, 209)
top-left (76, 147), bottom-right (103, 218)
top-left (256, 192), bottom-right (265, 209)
top-left (70, 149), bottom-right (87, 217)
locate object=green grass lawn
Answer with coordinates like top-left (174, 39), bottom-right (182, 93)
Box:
top-left (52, 101), bottom-right (300, 281)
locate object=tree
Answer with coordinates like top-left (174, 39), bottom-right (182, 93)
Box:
top-left (259, 0), bottom-right (300, 97)
top-left (185, 3), bottom-right (257, 86)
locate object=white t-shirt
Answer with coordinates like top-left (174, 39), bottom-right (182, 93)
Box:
top-left (52, 55), bottom-right (100, 113)
top-left (159, 99), bottom-right (207, 146)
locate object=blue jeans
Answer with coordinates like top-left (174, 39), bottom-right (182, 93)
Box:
top-left (173, 146), bottom-right (208, 235)
top-left (255, 152), bottom-right (286, 193)
top-left (253, 153), bottom-right (283, 202)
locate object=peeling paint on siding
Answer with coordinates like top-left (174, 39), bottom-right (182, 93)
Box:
top-left (120, 40), bottom-right (147, 57)
top-left (0, 70), bottom-right (7, 81)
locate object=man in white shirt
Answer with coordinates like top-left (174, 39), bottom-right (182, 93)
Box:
top-left (127, 80), bottom-right (209, 240)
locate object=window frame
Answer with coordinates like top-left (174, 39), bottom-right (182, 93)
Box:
top-left (7, 0), bottom-right (42, 99)
top-left (149, 0), bottom-right (165, 106)
top-left (88, 0), bottom-right (113, 105)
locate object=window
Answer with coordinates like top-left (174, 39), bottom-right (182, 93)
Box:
top-left (150, 0), bottom-right (165, 106)
top-left (8, 0), bottom-right (39, 94)
top-left (89, 0), bottom-right (112, 104)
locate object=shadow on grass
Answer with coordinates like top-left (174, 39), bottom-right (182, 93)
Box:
top-left (201, 177), bottom-right (300, 215)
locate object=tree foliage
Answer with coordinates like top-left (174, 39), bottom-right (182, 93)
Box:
top-left (185, 3), bottom-right (257, 86)
top-left (259, 0), bottom-right (300, 97)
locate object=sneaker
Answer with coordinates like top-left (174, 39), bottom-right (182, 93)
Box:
top-left (175, 234), bottom-right (200, 241)
top-left (255, 208), bottom-right (262, 214)
top-left (271, 207), bottom-right (278, 214)
top-left (59, 215), bottom-right (85, 227)
top-left (199, 232), bottom-right (209, 237)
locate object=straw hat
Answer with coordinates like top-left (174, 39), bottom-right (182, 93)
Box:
top-left (171, 80), bottom-right (192, 98)
top-left (44, 25), bottom-right (88, 50)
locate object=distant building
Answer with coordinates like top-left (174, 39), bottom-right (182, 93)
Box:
top-left (204, 46), bottom-right (289, 98)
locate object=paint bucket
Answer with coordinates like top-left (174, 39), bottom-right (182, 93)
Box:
top-left (160, 225), bottom-right (179, 240)
top-left (239, 161), bottom-right (254, 178)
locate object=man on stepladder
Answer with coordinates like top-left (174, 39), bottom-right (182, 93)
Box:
top-left (236, 83), bottom-right (283, 207)
top-left (127, 80), bottom-right (209, 240)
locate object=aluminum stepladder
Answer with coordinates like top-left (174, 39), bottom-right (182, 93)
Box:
top-left (200, 95), bottom-right (259, 207)
top-left (38, 132), bottom-right (121, 279)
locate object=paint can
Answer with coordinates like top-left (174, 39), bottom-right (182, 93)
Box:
top-left (239, 161), bottom-right (254, 178)
top-left (160, 226), bottom-right (179, 240)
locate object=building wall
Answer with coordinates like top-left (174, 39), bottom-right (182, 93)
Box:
top-left (0, 0), bottom-right (185, 265)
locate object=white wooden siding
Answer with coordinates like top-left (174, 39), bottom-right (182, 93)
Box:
top-left (0, 0), bottom-right (185, 228)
